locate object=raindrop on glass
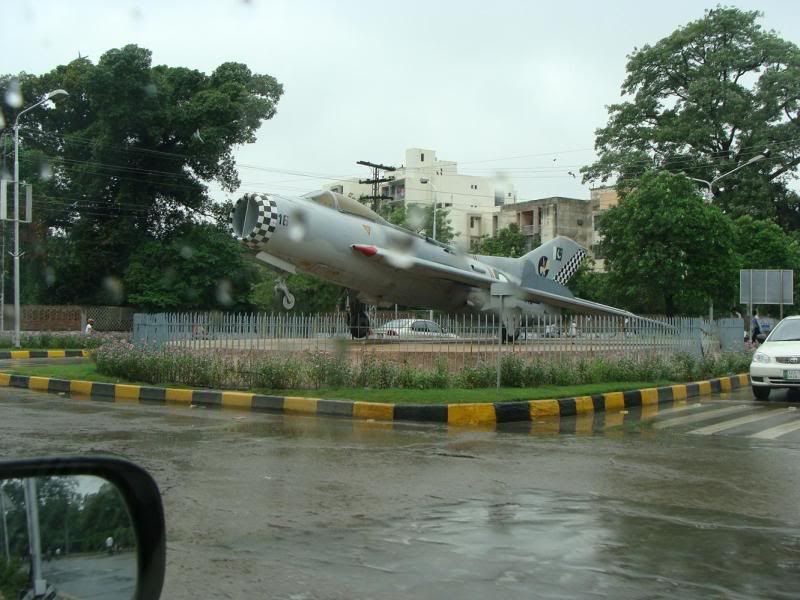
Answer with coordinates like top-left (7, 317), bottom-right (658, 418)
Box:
top-left (5, 79), bottom-right (22, 109)
top-left (406, 205), bottom-right (425, 230)
top-left (102, 276), bottom-right (125, 305)
top-left (288, 209), bottom-right (307, 242)
top-left (39, 160), bottom-right (52, 181)
top-left (180, 245), bottom-right (193, 259)
top-left (44, 266), bottom-right (56, 286)
top-left (216, 279), bottom-right (234, 307)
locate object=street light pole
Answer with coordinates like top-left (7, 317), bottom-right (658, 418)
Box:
top-left (12, 89), bottom-right (68, 348)
top-left (420, 177), bottom-right (437, 240)
top-left (687, 149), bottom-right (770, 202)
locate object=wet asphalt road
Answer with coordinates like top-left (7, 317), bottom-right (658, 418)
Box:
top-left (43, 551), bottom-right (136, 600)
top-left (0, 385), bottom-right (798, 599)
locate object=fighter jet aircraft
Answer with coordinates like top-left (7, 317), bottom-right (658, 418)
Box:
top-left (230, 190), bottom-right (642, 338)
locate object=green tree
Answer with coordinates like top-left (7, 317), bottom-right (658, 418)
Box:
top-left (79, 483), bottom-right (134, 552)
top-left (733, 215), bottom-right (800, 270)
top-left (1, 45), bottom-right (282, 304)
top-left (386, 203), bottom-right (455, 244)
top-left (125, 222), bottom-right (259, 311)
top-left (471, 223), bottom-right (529, 257)
top-left (582, 8), bottom-right (800, 229)
top-left (599, 171), bottom-right (738, 315)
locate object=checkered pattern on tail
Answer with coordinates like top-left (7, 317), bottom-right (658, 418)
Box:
top-left (232, 194), bottom-right (279, 249)
top-left (554, 248), bottom-right (587, 285)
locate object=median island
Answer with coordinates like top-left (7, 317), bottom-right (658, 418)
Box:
top-left (0, 341), bottom-right (752, 405)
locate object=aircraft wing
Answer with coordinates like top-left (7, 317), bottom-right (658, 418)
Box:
top-left (516, 284), bottom-right (638, 319)
top-left (351, 245), bottom-right (496, 287)
top-left (351, 244), bottom-right (663, 325)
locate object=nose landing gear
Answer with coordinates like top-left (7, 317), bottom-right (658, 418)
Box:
top-left (274, 278), bottom-right (296, 310)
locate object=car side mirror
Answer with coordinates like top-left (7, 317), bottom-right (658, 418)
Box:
top-left (756, 333), bottom-right (767, 343)
top-left (0, 457), bottom-right (165, 600)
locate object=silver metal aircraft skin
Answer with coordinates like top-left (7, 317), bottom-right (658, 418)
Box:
top-left (230, 190), bottom-right (641, 331)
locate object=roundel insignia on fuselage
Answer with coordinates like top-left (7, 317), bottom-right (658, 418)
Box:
top-left (538, 256), bottom-right (549, 277)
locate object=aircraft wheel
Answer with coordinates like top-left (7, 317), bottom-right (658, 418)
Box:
top-left (350, 311), bottom-right (370, 339)
top-left (752, 385), bottom-right (771, 401)
top-left (501, 327), bottom-right (520, 344)
top-left (282, 292), bottom-right (296, 310)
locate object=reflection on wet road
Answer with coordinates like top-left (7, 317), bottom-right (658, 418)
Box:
top-left (0, 385), bottom-right (798, 599)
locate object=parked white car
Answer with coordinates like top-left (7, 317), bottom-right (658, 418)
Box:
top-left (750, 315), bottom-right (800, 400)
top-left (369, 319), bottom-right (458, 340)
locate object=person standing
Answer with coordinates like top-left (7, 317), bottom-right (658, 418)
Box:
top-left (751, 310), bottom-right (762, 343)
top-left (105, 535), bottom-right (114, 555)
top-left (85, 318), bottom-right (95, 335)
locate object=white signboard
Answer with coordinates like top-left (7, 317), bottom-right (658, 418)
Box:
top-left (740, 269), bottom-right (794, 305)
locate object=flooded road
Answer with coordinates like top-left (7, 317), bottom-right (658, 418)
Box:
top-left (0, 385), bottom-right (798, 599)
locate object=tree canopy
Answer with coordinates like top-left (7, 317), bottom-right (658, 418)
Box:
top-left (386, 203), bottom-right (455, 244)
top-left (1, 45), bottom-right (283, 306)
top-left (471, 223), bottom-right (529, 257)
top-left (582, 8), bottom-right (800, 230)
top-left (597, 171), bottom-right (738, 315)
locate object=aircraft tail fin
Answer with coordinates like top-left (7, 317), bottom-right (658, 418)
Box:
top-left (520, 236), bottom-right (587, 287)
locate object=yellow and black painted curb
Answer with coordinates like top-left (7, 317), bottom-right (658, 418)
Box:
top-left (0, 349), bottom-right (90, 360)
top-left (0, 371), bottom-right (750, 426)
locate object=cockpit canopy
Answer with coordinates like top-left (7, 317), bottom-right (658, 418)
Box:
top-left (304, 190), bottom-right (386, 223)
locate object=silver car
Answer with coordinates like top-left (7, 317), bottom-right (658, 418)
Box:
top-left (750, 315), bottom-right (800, 400)
top-left (369, 319), bottom-right (458, 340)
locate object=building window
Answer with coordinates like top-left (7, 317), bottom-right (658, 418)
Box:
top-left (445, 203), bottom-right (452, 207)
top-left (421, 153), bottom-right (425, 162)
top-left (470, 216), bottom-right (481, 229)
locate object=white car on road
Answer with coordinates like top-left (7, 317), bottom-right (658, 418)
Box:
top-left (750, 315), bottom-right (800, 400)
top-left (369, 319), bottom-right (458, 341)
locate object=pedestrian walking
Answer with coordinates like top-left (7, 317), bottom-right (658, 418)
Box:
top-left (751, 310), bottom-right (762, 343)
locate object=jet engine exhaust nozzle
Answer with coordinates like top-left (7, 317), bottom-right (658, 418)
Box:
top-left (230, 194), bottom-right (278, 249)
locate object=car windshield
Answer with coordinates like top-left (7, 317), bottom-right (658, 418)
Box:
top-left (4, 3), bottom-right (800, 600)
top-left (767, 319), bottom-right (800, 342)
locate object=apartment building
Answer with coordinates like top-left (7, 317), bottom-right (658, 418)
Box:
top-left (498, 196), bottom-right (592, 250)
top-left (589, 186), bottom-right (620, 271)
top-left (323, 148), bottom-right (516, 248)
top-left (321, 148), bottom-right (619, 268)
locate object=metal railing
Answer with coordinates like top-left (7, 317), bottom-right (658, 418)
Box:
top-left (132, 312), bottom-right (746, 372)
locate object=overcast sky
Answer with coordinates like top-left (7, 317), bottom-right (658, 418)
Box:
top-left (2, 0), bottom-right (798, 203)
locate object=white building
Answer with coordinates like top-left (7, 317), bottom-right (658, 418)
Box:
top-left (323, 148), bottom-right (517, 248)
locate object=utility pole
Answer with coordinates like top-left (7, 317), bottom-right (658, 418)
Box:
top-left (356, 160), bottom-right (396, 212)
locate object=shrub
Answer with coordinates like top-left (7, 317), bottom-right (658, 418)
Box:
top-left (94, 341), bottom-right (753, 391)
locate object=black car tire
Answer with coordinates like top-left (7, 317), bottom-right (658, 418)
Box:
top-left (752, 385), bottom-right (771, 401)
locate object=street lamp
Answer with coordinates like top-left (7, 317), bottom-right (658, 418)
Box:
top-left (13, 89), bottom-right (68, 347)
top-left (419, 177), bottom-right (437, 240)
top-left (688, 149), bottom-right (770, 202)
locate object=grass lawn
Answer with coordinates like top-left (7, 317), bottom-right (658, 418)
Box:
top-left (0, 363), bottom-right (194, 388)
top-left (260, 382), bottom-right (676, 404)
top-left (0, 362), bottom-right (677, 404)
